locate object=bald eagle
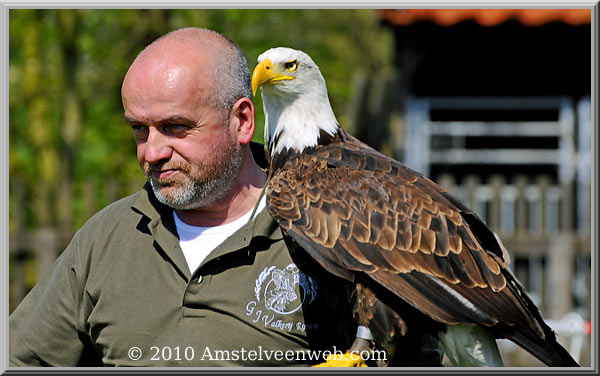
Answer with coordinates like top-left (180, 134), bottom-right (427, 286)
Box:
top-left (251, 47), bottom-right (578, 367)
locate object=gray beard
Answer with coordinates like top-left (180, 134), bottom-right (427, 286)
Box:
top-left (148, 148), bottom-right (243, 210)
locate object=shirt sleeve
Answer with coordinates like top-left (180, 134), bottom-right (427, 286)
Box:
top-left (9, 232), bottom-right (96, 366)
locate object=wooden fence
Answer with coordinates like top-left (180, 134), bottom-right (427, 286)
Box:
top-left (9, 173), bottom-right (591, 319)
top-left (437, 173), bottom-right (591, 365)
top-left (9, 177), bottom-right (143, 313)
top-left (437, 173), bottom-right (591, 318)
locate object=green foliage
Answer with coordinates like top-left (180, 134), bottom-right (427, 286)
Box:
top-left (9, 9), bottom-right (393, 231)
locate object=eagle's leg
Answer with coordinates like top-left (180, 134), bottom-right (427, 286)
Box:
top-left (312, 326), bottom-right (372, 367)
top-left (350, 337), bottom-right (372, 353)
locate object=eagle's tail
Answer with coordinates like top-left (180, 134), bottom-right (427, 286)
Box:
top-left (501, 324), bottom-right (579, 367)
top-left (499, 268), bottom-right (580, 367)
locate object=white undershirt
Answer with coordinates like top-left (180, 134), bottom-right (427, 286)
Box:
top-left (174, 196), bottom-right (267, 274)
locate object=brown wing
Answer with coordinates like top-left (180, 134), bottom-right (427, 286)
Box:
top-left (267, 130), bottom-right (543, 337)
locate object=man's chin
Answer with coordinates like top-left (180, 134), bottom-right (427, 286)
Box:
top-left (150, 184), bottom-right (210, 210)
top-left (151, 184), bottom-right (188, 207)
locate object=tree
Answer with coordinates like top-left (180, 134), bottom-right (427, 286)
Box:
top-left (9, 9), bottom-right (393, 310)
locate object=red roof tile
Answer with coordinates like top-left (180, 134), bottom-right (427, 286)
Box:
top-left (379, 9), bottom-right (591, 27)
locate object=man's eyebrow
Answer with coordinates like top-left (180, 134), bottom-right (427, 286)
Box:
top-left (123, 115), bottom-right (195, 125)
top-left (159, 116), bottom-right (195, 125)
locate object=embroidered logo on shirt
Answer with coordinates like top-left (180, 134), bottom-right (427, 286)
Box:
top-left (246, 263), bottom-right (319, 332)
top-left (254, 263), bottom-right (317, 314)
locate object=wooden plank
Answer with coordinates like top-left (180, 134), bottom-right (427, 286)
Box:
top-left (427, 96), bottom-right (567, 110)
top-left (430, 121), bottom-right (561, 136)
top-left (502, 237), bottom-right (549, 257)
top-left (430, 149), bottom-right (560, 164)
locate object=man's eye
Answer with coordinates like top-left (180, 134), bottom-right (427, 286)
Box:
top-left (165, 124), bottom-right (189, 134)
top-left (284, 60), bottom-right (298, 72)
top-left (131, 124), bottom-right (148, 134)
top-left (131, 125), bottom-right (149, 141)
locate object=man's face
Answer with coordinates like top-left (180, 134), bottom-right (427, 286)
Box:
top-left (121, 54), bottom-right (242, 210)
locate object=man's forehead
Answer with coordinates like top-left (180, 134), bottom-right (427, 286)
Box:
top-left (132, 61), bottom-right (187, 86)
top-left (124, 55), bottom-right (204, 98)
top-left (121, 33), bottom-right (227, 113)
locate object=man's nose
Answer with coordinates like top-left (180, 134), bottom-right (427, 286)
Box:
top-left (142, 128), bottom-right (173, 165)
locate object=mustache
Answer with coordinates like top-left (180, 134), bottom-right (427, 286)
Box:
top-left (144, 161), bottom-right (190, 174)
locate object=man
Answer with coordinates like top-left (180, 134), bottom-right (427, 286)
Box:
top-left (9, 27), bottom-right (356, 366)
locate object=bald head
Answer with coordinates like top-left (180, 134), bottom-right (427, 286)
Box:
top-left (123, 27), bottom-right (251, 113)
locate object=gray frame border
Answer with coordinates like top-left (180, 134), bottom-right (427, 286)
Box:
top-left (1, 2), bottom-right (597, 375)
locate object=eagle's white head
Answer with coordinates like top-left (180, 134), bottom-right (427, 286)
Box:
top-left (251, 47), bottom-right (339, 157)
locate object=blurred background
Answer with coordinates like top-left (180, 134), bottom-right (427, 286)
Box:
top-left (8, 9), bottom-right (592, 366)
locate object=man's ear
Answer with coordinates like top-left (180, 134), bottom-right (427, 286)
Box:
top-left (230, 97), bottom-right (255, 145)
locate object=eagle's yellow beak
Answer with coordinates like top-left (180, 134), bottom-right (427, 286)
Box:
top-left (251, 59), bottom-right (294, 96)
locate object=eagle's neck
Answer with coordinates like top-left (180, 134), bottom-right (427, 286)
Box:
top-left (262, 86), bottom-right (339, 159)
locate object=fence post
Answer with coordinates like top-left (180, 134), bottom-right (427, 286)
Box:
top-left (463, 175), bottom-right (480, 212)
top-left (32, 227), bottom-right (59, 278)
top-left (57, 178), bottom-right (73, 230)
top-left (489, 175), bottom-right (504, 231)
top-left (10, 178), bottom-right (29, 311)
top-left (346, 71), bottom-right (371, 140)
top-left (514, 175), bottom-right (528, 238)
top-left (107, 177), bottom-right (120, 204)
top-left (546, 232), bottom-right (576, 318)
top-left (536, 176), bottom-right (551, 236)
top-left (437, 174), bottom-right (456, 195)
top-left (82, 180), bottom-right (97, 222)
top-left (560, 182), bottom-right (575, 231)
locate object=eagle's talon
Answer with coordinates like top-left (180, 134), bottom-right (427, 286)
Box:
top-left (312, 352), bottom-right (368, 367)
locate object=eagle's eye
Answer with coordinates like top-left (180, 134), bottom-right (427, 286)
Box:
top-left (284, 60), bottom-right (298, 72)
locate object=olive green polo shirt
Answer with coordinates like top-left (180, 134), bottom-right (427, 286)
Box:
top-left (9, 181), bottom-right (355, 367)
